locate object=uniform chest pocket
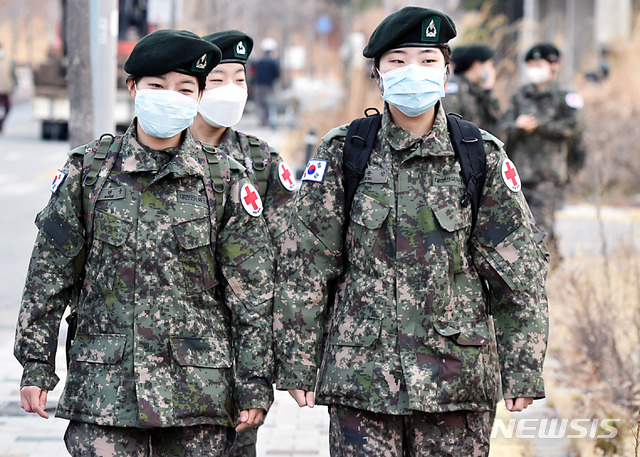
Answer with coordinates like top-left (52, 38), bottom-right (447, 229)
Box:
top-left (92, 211), bottom-right (134, 288)
top-left (430, 188), bottom-right (472, 274)
top-left (94, 210), bottom-right (133, 247)
top-left (347, 193), bottom-right (390, 264)
top-left (173, 217), bottom-right (217, 295)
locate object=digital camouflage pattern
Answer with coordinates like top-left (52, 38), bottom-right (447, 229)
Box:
top-left (329, 405), bottom-right (490, 457)
top-left (501, 80), bottom-right (584, 185)
top-left (14, 121), bottom-right (275, 428)
top-left (215, 128), bottom-right (296, 248)
top-left (274, 103), bottom-right (548, 416)
top-left (64, 420), bottom-right (235, 457)
top-left (205, 127), bottom-right (296, 457)
top-left (501, 80), bottom-right (585, 246)
top-left (444, 75), bottom-right (501, 136)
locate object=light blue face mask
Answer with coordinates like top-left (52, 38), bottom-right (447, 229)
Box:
top-left (380, 64), bottom-right (447, 117)
top-left (134, 87), bottom-right (199, 139)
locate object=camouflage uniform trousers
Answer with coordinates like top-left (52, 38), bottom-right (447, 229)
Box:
top-left (522, 180), bottom-right (565, 260)
top-left (228, 425), bottom-right (258, 457)
top-left (64, 421), bottom-right (235, 457)
top-left (328, 405), bottom-right (491, 457)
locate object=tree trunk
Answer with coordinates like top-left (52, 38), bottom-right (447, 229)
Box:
top-left (66, 0), bottom-right (94, 148)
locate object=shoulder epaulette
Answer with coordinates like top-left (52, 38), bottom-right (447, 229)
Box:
top-left (480, 129), bottom-right (504, 149)
top-left (322, 124), bottom-right (349, 143)
top-left (228, 156), bottom-right (246, 172)
top-left (68, 142), bottom-right (93, 158)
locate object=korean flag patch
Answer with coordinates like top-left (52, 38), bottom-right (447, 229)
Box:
top-left (301, 159), bottom-right (328, 183)
top-left (240, 182), bottom-right (263, 217)
top-left (50, 170), bottom-right (67, 194)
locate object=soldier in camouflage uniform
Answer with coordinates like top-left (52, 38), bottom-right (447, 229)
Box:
top-left (445, 45), bottom-right (501, 135)
top-left (192, 30), bottom-right (296, 252)
top-left (273, 7), bottom-right (549, 456)
top-left (14, 29), bottom-right (275, 457)
top-left (501, 43), bottom-right (585, 258)
top-left (190, 30), bottom-right (296, 457)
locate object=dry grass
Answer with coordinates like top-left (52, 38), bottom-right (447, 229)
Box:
top-left (571, 19), bottom-right (640, 205)
top-left (546, 248), bottom-right (640, 456)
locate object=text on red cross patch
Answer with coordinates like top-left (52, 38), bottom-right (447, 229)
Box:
top-left (240, 182), bottom-right (263, 217)
top-left (278, 161), bottom-right (297, 192)
top-left (501, 158), bottom-right (522, 192)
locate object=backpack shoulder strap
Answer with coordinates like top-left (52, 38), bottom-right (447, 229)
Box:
top-left (446, 113), bottom-right (486, 228)
top-left (236, 131), bottom-right (270, 198)
top-left (343, 108), bottom-right (382, 219)
top-left (82, 133), bottom-right (123, 244)
top-left (199, 142), bottom-right (230, 243)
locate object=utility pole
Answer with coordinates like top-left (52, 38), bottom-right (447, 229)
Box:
top-left (91, 0), bottom-right (118, 137)
top-left (66, 0), bottom-right (94, 148)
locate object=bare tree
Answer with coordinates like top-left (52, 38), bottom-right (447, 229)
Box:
top-left (66, 0), bottom-right (94, 147)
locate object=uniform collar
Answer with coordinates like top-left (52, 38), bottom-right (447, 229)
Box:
top-left (215, 128), bottom-right (239, 156)
top-left (120, 120), bottom-right (207, 178)
top-left (524, 80), bottom-right (560, 96)
top-left (381, 102), bottom-right (454, 157)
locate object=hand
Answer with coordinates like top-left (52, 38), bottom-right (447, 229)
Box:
top-left (20, 386), bottom-right (49, 419)
top-left (288, 389), bottom-right (315, 408)
top-left (481, 64), bottom-right (496, 90)
top-left (236, 408), bottom-right (265, 432)
top-left (504, 397), bottom-right (534, 412)
top-left (515, 114), bottom-right (538, 133)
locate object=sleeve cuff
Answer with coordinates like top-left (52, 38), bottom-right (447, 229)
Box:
top-left (235, 381), bottom-right (274, 413)
top-left (274, 363), bottom-right (318, 391)
top-left (20, 361), bottom-right (60, 392)
top-left (502, 371), bottom-right (545, 400)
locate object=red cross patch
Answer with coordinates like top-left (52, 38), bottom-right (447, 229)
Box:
top-left (240, 182), bottom-right (263, 217)
top-left (501, 158), bottom-right (522, 192)
top-left (278, 160), bottom-right (297, 192)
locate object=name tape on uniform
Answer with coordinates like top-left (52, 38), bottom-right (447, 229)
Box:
top-left (240, 182), bottom-right (263, 217)
top-left (301, 159), bottom-right (328, 183)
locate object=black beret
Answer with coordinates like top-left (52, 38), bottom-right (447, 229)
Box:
top-left (525, 43), bottom-right (561, 62)
top-left (452, 45), bottom-right (494, 74)
top-left (124, 29), bottom-right (221, 77)
top-left (363, 7), bottom-right (457, 59)
top-left (201, 30), bottom-right (253, 64)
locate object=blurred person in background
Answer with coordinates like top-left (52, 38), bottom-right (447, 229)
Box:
top-left (501, 42), bottom-right (585, 261)
top-left (273, 6), bottom-right (549, 456)
top-left (250, 37), bottom-right (280, 129)
top-left (0, 43), bottom-right (17, 133)
top-left (445, 44), bottom-right (501, 135)
top-left (190, 29), bottom-right (297, 456)
top-left (14, 29), bottom-right (275, 456)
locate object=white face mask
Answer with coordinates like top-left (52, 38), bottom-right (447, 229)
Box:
top-left (134, 88), bottom-right (198, 139)
top-left (198, 84), bottom-right (248, 128)
top-left (525, 66), bottom-right (551, 85)
top-left (379, 64), bottom-right (446, 117)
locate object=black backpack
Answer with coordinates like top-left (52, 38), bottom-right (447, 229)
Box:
top-left (342, 108), bottom-right (486, 228)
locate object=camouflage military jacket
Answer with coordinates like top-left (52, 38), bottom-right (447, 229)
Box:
top-left (444, 75), bottom-right (501, 136)
top-left (215, 128), bottom-right (296, 248)
top-left (274, 104), bottom-right (549, 415)
top-left (501, 81), bottom-right (583, 184)
top-left (14, 122), bottom-right (275, 428)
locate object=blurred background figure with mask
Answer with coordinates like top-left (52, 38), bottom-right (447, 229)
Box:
top-left (501, 42), bottom-right (586, 262)
top-left (445, 44), bottom-right (501, 135)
